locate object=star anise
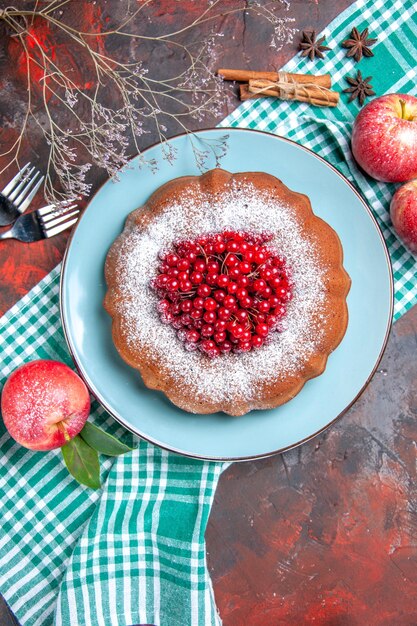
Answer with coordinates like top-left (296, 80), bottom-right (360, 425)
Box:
top-left (299, 30), bottom-right (330, 61)
top-left (343, 70), bottom-right (375, 106)
top-left (342, 27), bottom-right (377, 62)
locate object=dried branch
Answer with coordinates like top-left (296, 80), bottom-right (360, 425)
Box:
top-left (0, 1), bottom-right (296, 207)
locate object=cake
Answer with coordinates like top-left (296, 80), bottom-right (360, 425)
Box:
top-left (104, 168), bottom-right (351, 415)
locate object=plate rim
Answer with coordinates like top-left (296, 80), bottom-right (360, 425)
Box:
top-left (60, 126), bottom-right (394, 462)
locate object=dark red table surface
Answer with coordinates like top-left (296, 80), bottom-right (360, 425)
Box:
top-left (2, 2), bottom-right (417, 625)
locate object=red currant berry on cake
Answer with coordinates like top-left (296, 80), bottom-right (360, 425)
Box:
top-left (207, 261), bottom-right (220, 274)
top-left (238, 261), bottom-right (251, 274)
top-left (186, 330), bottom-right (200, 343)
top-left (215, 320), bottom-right (227, 332)
top-left (197, 284), bottom-right (211, 297)
top-left (203, 311), bottom-right (216, 324)
top-left (190, 271), bottom-right (203, 284)
top-left (166, 254), bottom-right (179, 267)
top-left (255, 323), bottom-right (269, 337)
top-left (204, 298), bottom-right (217, 311)
top-left (228, 267), bottom-right (241, 280)
top-left (193, 297), bottom-right (205, 309)
top-left (177, 258), bottom-right (190, 271)
top-left (214, 289), bottom-right (226, 303)
top-left (167, 278), bottom-right (179, 291)
top-left (206, 274), bottom-right (219, 286)
top-left (253, 279), bottom-right (267, 293)
top-left (252, 335), bottom-right (263, 348)
top-left (217, 274), bottom-right (229, 288)
top-left (153, 231), bottom-right (292, 357)
top-left (225, 254), bottom-right (239, 267)
top-left (194, 260), bottom-right (206, 272)
top-left (218, 307), bottom-right (232, 321)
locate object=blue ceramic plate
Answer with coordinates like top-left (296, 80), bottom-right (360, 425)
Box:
top-left (60, 128), bottom-right (393, 460)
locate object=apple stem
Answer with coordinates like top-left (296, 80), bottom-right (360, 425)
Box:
top-left (400, 98), bottom-right (415, 122)
top-left (57, 421), bottom-right (71, 442)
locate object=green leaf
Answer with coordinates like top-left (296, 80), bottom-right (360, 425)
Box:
top-left (80, 421), bottom-right (136, 456)
top-left (61, 435), bottom-right (101, 489)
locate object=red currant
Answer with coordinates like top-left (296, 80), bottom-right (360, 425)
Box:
top-left (167, 278), bottom-right (179, 291)
top-left (190, 308), bottom-right (203, 320)
top-left (180, 280), bottom-right (192, 292)
top-left (236, 288), bottom-right (248, 300)
top-left (253, 279), bottom-right (267, 293)
top-left (217, 274), bottom-right (229, 288)
top-left (204, 297), bottom-right (217, 311)
top-left (206, 273), bottom-right (219, 286)
top-left (207, 261), bottom-right (220, 274)
top-left (201, 324), bottom-right (214, 337)
top-left (258, 300), bottom-right (270, 313)
top-left (186, 330), bottom-right (200, 343)
top-left (225, 253), bottom-right (239, 267)
top-left (237, 275), bottom-right (249, 288)
top-left (166, 254), bottom-right (179, 267)
top-left (194, 259), bottom-right (206, 272)
top-left (214, 290), bottom-right (226, 302)
top-left (251, 335), bottom-right (263, 348)
top-left (229, 267), bottom-right (241, 280)
top-left (197, 284), bottom-right (211, 297)
top-left (223, 295), bottom-right (236, 309)
top-left (177, 259), bottom-right (190, 271)
top-left (156, 274), bottom-right (169, 288)
top-left (203, 311), bottom-right (216, 324)
top-left (255, 323), bottom-right (269, 337)
top-left (190, 271), bottom-right (203, 284)
top-left (238, 261), bottom-right (251, 274)
top-left (215, 320), bottom-right (227, 332)
top-left (218, 307), bottom-right (231, 321)
top-left (193, 297), bottom-right (205, 309)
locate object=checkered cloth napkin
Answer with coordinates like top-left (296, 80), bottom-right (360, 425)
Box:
top-left (0, 0), bottom-right (416, 625)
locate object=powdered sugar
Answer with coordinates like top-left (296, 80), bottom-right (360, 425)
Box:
top-left (111, 179), bottom-right (326, 405)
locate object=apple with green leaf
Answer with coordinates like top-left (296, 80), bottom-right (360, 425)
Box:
top-left (1, 359), bottom-right (134, 488)
top-left (352, 94), bottom-right (417, 183)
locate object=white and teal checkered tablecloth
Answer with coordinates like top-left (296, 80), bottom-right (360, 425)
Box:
top-left (0, 0), bottom-right (416, 625)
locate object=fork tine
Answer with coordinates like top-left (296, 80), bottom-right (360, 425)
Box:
top-left (45, 216), bottom-right (79, 238)
top-left (7, 166), bottom-right (36, 201)
top-left (1, 163), bottom-right (31, 196)
top-left (43, 209), bottom-right (79, 229)
top-left (36, 203), bottom-right (57, 217)
top-left (17, 176), bottom-right (45, 213)
top-left (13, 172), bottom-right (42, 208)
top-left (40, 204), bottom-right (78, 222)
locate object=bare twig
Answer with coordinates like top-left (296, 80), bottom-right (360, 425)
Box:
top-left (0, 1), bottom-right (295, 206)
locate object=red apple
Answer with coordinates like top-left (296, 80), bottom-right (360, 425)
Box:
top-left (351, 94), bottom-right (417, 183)
top-left (1, 360), bottom-right (90, 451)
top-left (390, 180), bottom-right (417, 253)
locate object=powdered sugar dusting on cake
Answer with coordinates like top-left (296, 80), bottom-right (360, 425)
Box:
top-left (111, 180), bottom-right (326, 404)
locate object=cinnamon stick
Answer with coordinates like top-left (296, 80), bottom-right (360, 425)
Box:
top-left (218, 68), bottom-right (332, 89)
top-left (239, 82), bottom-right (339, 108)
top-left (249, 78), bottom-right (339, 107)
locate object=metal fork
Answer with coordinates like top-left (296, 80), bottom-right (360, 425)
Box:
top-left (0, 163), bottom-right (44, 226)
top-left (0, 204), bottom-right (79, 243)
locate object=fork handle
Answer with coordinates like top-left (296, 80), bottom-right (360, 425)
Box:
top-left (0, 228), bottom-right (14, 241)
